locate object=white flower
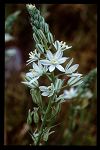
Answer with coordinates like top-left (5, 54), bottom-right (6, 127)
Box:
top-left (26, 4), bottom-right (35, 10)
top-left (53, 40), bottom-right (72, 51)
top-left (65, 58), bottom-right (79, 75)
top-left (30, 61), bottom-right (48, 79)
top-left (63, 88), bottom-right (78, 99)
top-left (65, 60), bottom-right (83, 86)
top-left (54, 78), bottom-right (63, 93)
top-left (68, 75), bottom-right (83, 87)
top-left (26, 72), bottom-right (39, 83)
top-left (81, 90), bottom-right (93, 99)
top-left (56, 87), bottom-right (78, 102)
top-left (67, 72), bottom-right (82, 77)
top-left (22, 73), bottom-right (39, 89)
top-left (39, 83), bottom-right (54, 97)
top-left (26, 49), bottom-right (40, 65)
top-left (56, 88), bottom-right (78, 103)
top-left (40, 50), bottom-right (68, 72)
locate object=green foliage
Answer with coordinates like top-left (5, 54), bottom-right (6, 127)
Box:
top-left (5, 10), bottom-right (21, 33)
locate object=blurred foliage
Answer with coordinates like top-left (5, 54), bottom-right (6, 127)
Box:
top-left (5, 10), bottom-right (21, 33)
top-left (5, 4), bottom-right (97, 145)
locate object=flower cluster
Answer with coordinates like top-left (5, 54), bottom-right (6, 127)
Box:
top-left (23, 42), bottom-right (83, 100)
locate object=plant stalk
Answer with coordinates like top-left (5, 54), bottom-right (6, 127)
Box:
top-left (36, 98), bottom-right (52, 145)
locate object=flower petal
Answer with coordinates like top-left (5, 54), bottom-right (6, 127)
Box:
top-left (71, 80), bottom-right (83, 87)
top-left (40, 59), bottom-right (51, 65)
top-left (33, 62), bottom-right (40, 72)
top-left (48, 92), bottom-right (54, 97)
top-left (65, 58), bottom-right (74, 70)
top-left (38, 61), bottom-right (42, 69)
top-left (64, 90), bottom-right (69, 95)
top-left (42, 91), bottom-right (49, 96)
top-left (66, 64), bottom-right (79, 74)
top-left (46, 50), bottom-right (53, 60)
top-left (26, 59), bottom-right (36, 65)
top-left (54, 40), bottom-right (61, 50)
top-left (54, 50), bottom-right (62, 59)
top-left (49, 65), bottom-right (55, 72)
top-left (29, 77), bottom-right (39, 84)
top-left (67, 77), bottom-right (75, 85)
top-left (26, 72), bottom-right (33, 78)
top-left (65, 45), bottom-right (72, 49)
top-left (68, 76), bottom-right (82, 86)
top-left (67, 73), bottom-right (82, 77)
top-left (39, 86), bottom-right (47, 91)
top-left (56, 65), bottom-right (65, 72)
top-left (58, 57), bottom-right (68, 64)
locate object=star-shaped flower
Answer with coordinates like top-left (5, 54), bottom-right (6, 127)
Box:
top-left (40, 50), bottom-right (68, 72)
top-left (65, 58), bottom-right (79, 75)
top-left (30, 61), bottom-right (48, 79)
top-left (26, 49), bottom-right (40, 65)
top-left (22, 73), bottom-right (39, 89)
top-left (63, 88), bottom-right (78, 99)
top-left (53, 40), bottom-right (72, 51)
top-left (56, 87), bottom-right (78, 102)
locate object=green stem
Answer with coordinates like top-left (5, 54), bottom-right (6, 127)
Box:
top-left (38, 90), bottom-right (44, 112)
top-left (69, 105), bottom-right (77, 131)
top-left (46, 74), bottom-right (52, 82)
top-left (36, 98), bottom-right (52, 145)
top-left (80, 109), bottom-right (85, 126)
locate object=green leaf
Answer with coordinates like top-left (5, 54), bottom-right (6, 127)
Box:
top-left (27, 109), bottom-right (32, 125)
top-left (30, 89), bottom-right (38, 104)
top-left (33, 108), bottom-right (39, 124)
top-left (55, 102), bottom-right (61, 114)
top-left (5, 10), bottom-right (21, 32)
top-left (36, 44), bottom-right (44, 53)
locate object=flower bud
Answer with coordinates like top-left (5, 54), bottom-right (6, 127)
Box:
top-left (43, 128), bottom-right (50, 141)
top-left (26, 4), bottom-right (35, 10)
top-left (37, 29), bottom-right (48, 43)
top-left (33, 33), bottom-right (39, 43)
top-left (36, 44), bottom-right (44, 53)
top-left (33, 20), bottom-right (39, 27)
top-left (40, 22), bottom-right (45, 31)
top-left (47, 32), bottom-right (54, 44)
top-left (39, 16), bottom-right (45, 24)
top-left (44, 23), bottom-right (49, 33)
top-left (34, 14), bottom-right (39, 20)
top-left (32, 26), bottom-right (38, 34)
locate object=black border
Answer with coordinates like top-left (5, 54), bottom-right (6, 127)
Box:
top-left (0, 0), bottom-right (98, 149)
top-left (0, 2), bottom-right (5, 148)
